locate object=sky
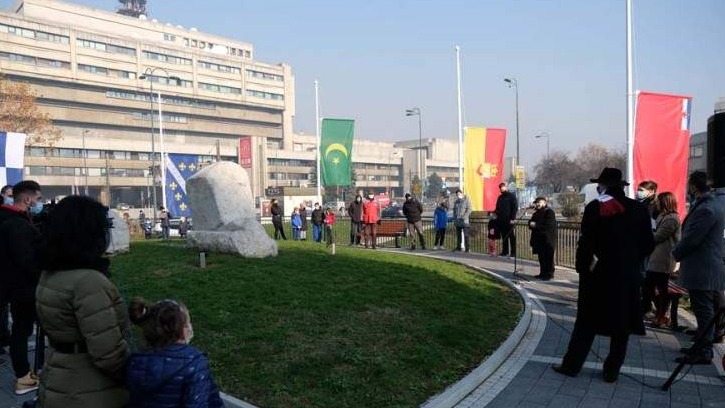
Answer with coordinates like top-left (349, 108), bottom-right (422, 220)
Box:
top-left (2, 0), bottom-right (723, 167)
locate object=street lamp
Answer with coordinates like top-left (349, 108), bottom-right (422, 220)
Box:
top-left (534, 132), bottom-right (550, 158)
top-left (405, 107), bottom-right (423, 190)
top-left (504, 78), bottom-right (520, 169)
top-left (138, 67), bottom-right (181, 222)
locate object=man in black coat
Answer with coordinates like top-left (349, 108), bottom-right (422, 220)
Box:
top-left (529, 197), bottom-right (557, 280)
top-left (0, 185), bottom-right (11, 355)
top-left (311, 202), bottom-right (324, 243)
top-left (495, 182), bottom-right (518, 257)
top-left (0, 180), bottom-right (44, 392)
top-left (553, 168), bottom-right (654, 383)
top-left (347, 195), bottom-right (364, 245)
top-left (402, 193), bottom-right (426, 250)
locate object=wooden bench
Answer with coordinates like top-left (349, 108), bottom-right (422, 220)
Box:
top-left (377, 220), bottom-right (407, 248)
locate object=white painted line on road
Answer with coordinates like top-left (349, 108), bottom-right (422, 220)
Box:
top-left (528, 355), bottom-right (725, 386)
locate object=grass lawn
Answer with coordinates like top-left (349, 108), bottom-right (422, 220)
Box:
top-left (112, 240), bottom-right (522, 408)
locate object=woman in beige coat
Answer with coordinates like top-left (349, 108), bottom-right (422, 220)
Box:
top-left (643, 192), bottom-right (681, 327)
top-left (36, 196), bottom-right (130, 407)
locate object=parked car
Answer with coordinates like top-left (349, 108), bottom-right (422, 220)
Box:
top-left (381, 205), bottom-right (403, 218)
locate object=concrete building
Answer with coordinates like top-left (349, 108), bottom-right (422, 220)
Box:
top-left (2, 0), bottom-right (292, 206)
top-left (1, 0), bottom-right (460, 213)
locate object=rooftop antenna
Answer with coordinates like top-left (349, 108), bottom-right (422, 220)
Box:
top-left (117, 0), bottom-right (148, 18)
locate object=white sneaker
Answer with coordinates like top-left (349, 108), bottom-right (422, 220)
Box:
top-left (15, 371), bottom-right (38, 395)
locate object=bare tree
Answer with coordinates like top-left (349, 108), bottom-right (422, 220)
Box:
top-left (0, 75), bottom-right (62, 146)
top-left (533, 150), bottom-right (581, 193)
top-left (574, 143), bottom-right (626, 183)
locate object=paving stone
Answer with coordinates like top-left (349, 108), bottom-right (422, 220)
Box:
top-left (546, 394), bottom-right (580, 408)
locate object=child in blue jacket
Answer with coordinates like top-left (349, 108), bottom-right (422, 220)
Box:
top-left (433, 201), bottom-right (449, 250)
top-left (290, 207), bottom-right (302, 240)
top-left (127, 298), bottom-right (224, 408)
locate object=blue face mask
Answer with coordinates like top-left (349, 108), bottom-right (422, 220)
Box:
top-left (29, 201), bottom-right (44, 216)
top-left (3, 197), bottom-right (13, 206)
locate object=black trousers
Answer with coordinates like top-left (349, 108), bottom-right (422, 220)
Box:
top-left (434, 228), bottom-right (447, 246)
top-left (537, 244), bottom-right (555, 278)
top-left (350, 221), bottom-right (363, 245)
top-left (500, 223), bottom-right (516, 256)
top-left (455, 225), bottom-right (469, 250)
top-left (642, 271), bottom-right (669, 316)
top-left (561, 321), bottom-right (630, 376)
top-left (0, 301), bottom-right (9, 347)
top-left (8, 298), bottom-right (36, 377)
top-left (689, 290), bottom-right (717, 356)
top-left (273, 219), bottom-right (286, 240)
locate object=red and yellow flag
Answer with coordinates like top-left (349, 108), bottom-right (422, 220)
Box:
top-left (464, 127), bottom-right (507, 211)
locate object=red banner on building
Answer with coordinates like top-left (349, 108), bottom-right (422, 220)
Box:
top-left (239, 137), bottom-right (253, 169)
top-left (634, 91), bottom-right (692, 216)
top-left (464, 127), bottom-right (507, 211)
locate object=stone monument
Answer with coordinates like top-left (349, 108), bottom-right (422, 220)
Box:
top-left (106, 209), bottom-right (130, 254)
top-left (186, 161), bottom-right (278, 258)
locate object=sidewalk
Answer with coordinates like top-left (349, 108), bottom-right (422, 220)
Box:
top-left (412, 250), bottom-right (725, 408)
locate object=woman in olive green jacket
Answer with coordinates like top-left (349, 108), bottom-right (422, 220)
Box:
top-left (35, 196), bottom-right (130, 407)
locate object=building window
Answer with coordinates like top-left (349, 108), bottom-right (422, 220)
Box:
top-left (142, 50), bottom-right (192, 65)
top-left (144, 74), bottom-right (192, 87)
top-left (246, 70), bottom-right (284, 82)
top-left (198, 61), bottom-right (241, 74)
top-left (77, 39), bottom-right (135, 55)
top-left (163, 33), bottom-right (176, 42)
top-left (199, 82), bottom-right (241, 94)
top-left (246, 89), bottom-right (284, 101)
top-left (690, 145), bottom-right (704, 158)
top-left (0, 52), bottom-right (69, 69)
top-left (106, 91), bottom-right (214, 109)
top-left (132, 112), bottom-right (188, 124)
top-left (0, 23), bottom-right (69, 44)
top-left (77, 64), bottom-right (136, 79)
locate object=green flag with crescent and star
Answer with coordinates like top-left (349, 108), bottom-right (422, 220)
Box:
top-left (320, 118), bottom-right (355, 186)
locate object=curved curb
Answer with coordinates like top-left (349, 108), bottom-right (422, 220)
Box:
top-left (417, 255), bottom-right (544, 408)
top-left (220, 392), bottom-right (260, 408)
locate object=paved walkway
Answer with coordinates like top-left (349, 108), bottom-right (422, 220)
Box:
top-left (413, 250), bottom-right (725, 408)
top-left (2, 250), bottom-right (725, 407)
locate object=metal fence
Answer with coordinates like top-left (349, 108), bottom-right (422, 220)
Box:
top-left (261, 217), bottom-right (581, 269)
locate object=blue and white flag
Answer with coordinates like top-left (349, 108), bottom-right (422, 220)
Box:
top-left (165, 153), bottom-right (200, 218)
top-left (0, 132), bottom-right (27, 188)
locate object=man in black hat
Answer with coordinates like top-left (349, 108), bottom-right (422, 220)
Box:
top-left (553, 168), bottom-right (654, 382)
top-left (529, 196), bottom-right (557, 280)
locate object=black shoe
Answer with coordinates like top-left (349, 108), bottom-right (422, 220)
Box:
top-left (409, 245), bottom-right (416, 251)
top-left (675, 353), bottom-right (712, 365)
top-left (499, 252), bottom-right (509, 257)
top-left (465, 249), bottom-right (470, 253)
top-left (536, 275), bottom-right (553, 281)
top-left (552, 365), bottom-right (577, 377)
top-left (421, 246), bottom-right (426, 250)
top-left (603, 369), bottom-right (619, 383)
top-left (452, 248), bottom-right (461, 252)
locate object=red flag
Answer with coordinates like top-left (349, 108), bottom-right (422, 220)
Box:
top-left (634, 92), bottom-right (692, 216)
top-left (239, 137), bottom-right (253, 169)
top-left (464, 128), bottom-right (506, 211)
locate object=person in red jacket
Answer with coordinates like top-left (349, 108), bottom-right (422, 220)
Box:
top-left (362, 193), bottom-right (380, 249)
top-left (323, 207), bottom-right (336, 246)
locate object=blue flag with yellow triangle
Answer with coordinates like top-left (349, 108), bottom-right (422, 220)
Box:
top-left (164, 153), bottom-right (200, 218)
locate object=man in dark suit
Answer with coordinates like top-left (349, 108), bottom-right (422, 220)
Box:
top-left (672, 171), bottom-right (725, 364)
top-left (495, 183), bottom-right (518, 257)
top-left (553, 168), bottom-right (654, 382)
top-left (529, 197), bottom-right (557, 280)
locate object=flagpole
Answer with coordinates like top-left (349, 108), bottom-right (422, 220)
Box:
top-left (315, 80), bottom-right (322, 205)
top-left (455, 45), bottom-right (464, 189)
top-left (158, 91), bottom-right (168, 211)
top-left (626, 0), bottom-right (635, 197)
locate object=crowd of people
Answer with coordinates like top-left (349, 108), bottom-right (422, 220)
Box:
top-left (0, 181), bottom-right (223, 407)
top-left (4, 165), bottom-right (724, 405)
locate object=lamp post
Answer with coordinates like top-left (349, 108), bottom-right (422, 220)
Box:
top-left (139, 67), bottom-right (181, 222)
top-left (534, 132), bottom-right (550, 158)
top-left (387, 151), bottom-right (402, 198)
top-left (504, 78), bottom-right (520, 169)
top-left (405, 107), bottom-right (423, 188)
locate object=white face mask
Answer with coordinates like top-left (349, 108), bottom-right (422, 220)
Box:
top-left (636, 190), bottom-right (648, 201)
top-left (457, 194), bottom-right (463, 199)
